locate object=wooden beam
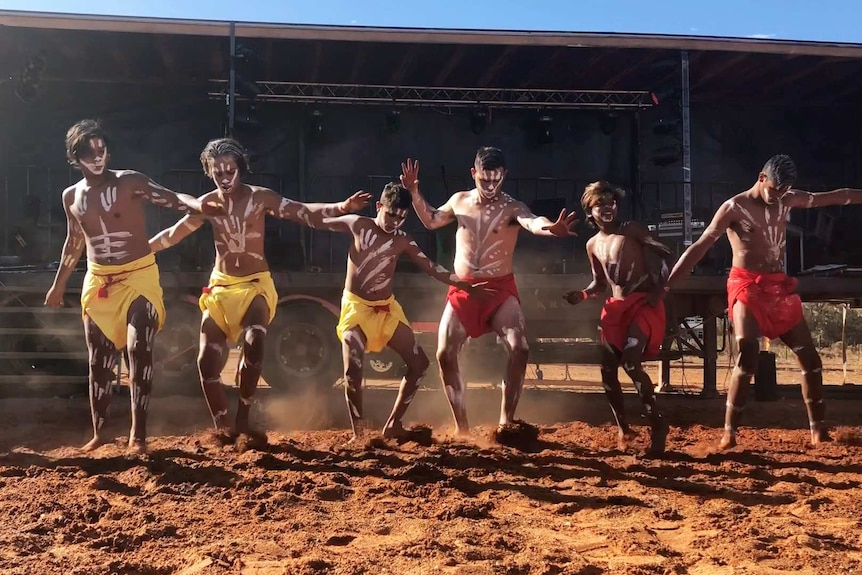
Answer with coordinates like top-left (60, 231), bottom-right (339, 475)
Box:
top-left (309, 41), bottom-right (323, 82)
top-left (477, 46), bottom-right (516, 87)
top-left (766, 57), bottom-right (840, 93)
top-left (522, 47), bottom-right (566, 88)
top-left (108, 36), bottom-right (133, 77)
top-left (209, 44), bottom-right (225, 77)
top-left (689, 52), bottom-right (748, 90)
top-left (433, 46), bottom-right (465, 85)
top-left (600, 53), bottom-right (652, 89)
top-left (349, 44), bottom-right (366, 83)
top-left (264, 39), bottom-right (273, 81)
top-left (154, 35), bottom-right (176, 74)
top-left (389, 44), bottom-right (419, 86)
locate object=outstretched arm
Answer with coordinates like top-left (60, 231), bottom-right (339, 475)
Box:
top-left (515, 205), bottom-right (578, 238)
top-left (402, 237), bottom-right (473, 291)
top-left (314, 214), bottom-right (359, 234)
top-left (259, 189), bottom-right (369, 227)
top-left (127, 172), bottom-right (221, 215)
top-left (784, 187), bottom-right (862, 209)
top-left (665, 201), bottom-right (735, 291)
top-left (401, 158), bottom-right (456, 230)
top-left (45, 190), bottom-right (86, 306)
top-left (149, 214), bottom-right (205, 252)
top-left (564, 240), bottom-right (608, 305)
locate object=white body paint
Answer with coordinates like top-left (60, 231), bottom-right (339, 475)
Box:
top-left (91, 217), bottom-right (132, 260)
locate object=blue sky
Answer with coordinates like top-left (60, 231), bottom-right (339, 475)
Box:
top-left (1, 0), bottom-right (861, 43)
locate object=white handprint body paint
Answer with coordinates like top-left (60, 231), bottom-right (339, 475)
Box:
top-left (214, 196), bottom-right (263, 266)
top-left (455, 192), bottom-right (514, 276)
top-left (357, 234), bottom-right (397, 294)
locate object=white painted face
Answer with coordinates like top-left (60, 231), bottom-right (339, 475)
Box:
top-left (471, 167), bottom-right (505, 200)
top-left (211, 154), bottom-right (241, 194)
top-left (590, 197), bottom-right (618, 226)
top-left (376, 204), bottom-right (408, 233)
top-left (78, 138), bottom-right (108, 176)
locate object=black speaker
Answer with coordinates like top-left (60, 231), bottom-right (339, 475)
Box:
top-left (754, 350), bottom-right (779, 401)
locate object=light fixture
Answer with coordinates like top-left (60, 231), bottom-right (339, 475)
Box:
top-left (470, 110), bottom-right (488, 135)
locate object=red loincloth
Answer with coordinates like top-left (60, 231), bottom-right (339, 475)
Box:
top-left (600, 292), bottom-right (666, 359)
top-left (446, 274), bottom-right (520, 338)
top-left (726, 266), bottom-right (803, 340)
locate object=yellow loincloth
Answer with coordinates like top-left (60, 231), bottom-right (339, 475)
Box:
top-left (81, 252), bottom-right (166, 350)
top-left (336, 290), bottom-right (410, 353)
top-left (199, 270), bottom-right (278, 343)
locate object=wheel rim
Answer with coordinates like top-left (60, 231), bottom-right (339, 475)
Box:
top-left (275, 321), bottom-right (330, 378)
top-left (154, 322), bottom-right (198, 377)
top-left (368, 359), bottom-right (394, 374)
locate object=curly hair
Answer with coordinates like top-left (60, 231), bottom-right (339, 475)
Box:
top-left (581, 181), bottom-right (625, 229)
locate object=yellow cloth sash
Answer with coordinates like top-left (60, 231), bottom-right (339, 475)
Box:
top-left (336, 290), bottom-right (410, 353)
top-left (199, 270), bottom-right (278, 343)
top-left (81, 252), bottom-right (165, 350)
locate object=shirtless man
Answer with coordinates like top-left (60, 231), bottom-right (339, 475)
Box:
top-left (312, 182), bottom-right (477, 441)
top-left (663, 154), bottom-right (862, 449)
top-left (564, 181), bottom-right (673, 455)
top-left (149, 138), bottom-right (369, 440)
top-left (405, 147), bottom-right (578, 435)
top-left (44, 119), bottom-right (222, 454)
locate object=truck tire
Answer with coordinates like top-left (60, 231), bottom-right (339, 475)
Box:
top-left (153, 305), bottom-right (201, 396)
top-left (263, 302), bottom-right (341, 393)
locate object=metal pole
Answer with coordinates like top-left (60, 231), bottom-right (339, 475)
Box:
top-left (228, 22), bottom-right (236, 135)
top-left (681, 50), bottom-right (693, 246)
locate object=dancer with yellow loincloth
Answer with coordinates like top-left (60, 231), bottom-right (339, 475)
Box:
top-left (44, 119), bottom-right (222, 454)
top-left (314, 182), bottom-right (478, 442)
top-left (150, 138), bottom-right (369, 442)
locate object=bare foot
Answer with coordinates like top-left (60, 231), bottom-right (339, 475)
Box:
top-left (811, 428), bottom-right (833, 445)
top-left (717, 433), bottom-right (737, 451)
top-left (127, 438), bottom-right (148, 455)
top-left (81, 435), bottom-right (105, 452)
top-left (617, 429), bottom-right (638, 451)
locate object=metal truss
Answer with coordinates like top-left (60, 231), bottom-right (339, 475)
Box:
top-left (209, 80), bottom-right (653, 110)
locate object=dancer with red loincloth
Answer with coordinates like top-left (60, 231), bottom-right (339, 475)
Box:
top-left (662, 154), bottom-right (862, 449)
top-left (405, 148), bottom-right (578, 437)
top-left (565, 181), bottom-right (673, 455)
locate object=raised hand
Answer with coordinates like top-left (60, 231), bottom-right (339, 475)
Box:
top-left (542, 209), bottom-right (579, 237)
top-left (400, 158), bottom-right (420, 195)
top-left (340, 191), bottom-right (372, 214)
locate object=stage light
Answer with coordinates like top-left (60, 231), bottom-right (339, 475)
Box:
top-left (537, 115), bottom-right (553, 145)
top-left (599, 112), bottom-right (618, 136)
top-left (652, 118), bottom-right (681, 137)
top-left (385, 110), bottom-right (401, 133)
top-left (470, 110), bottom-right (487, 135)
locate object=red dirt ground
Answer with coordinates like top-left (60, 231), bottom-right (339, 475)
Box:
top-left (2, 358), bottom-right (862, 575)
